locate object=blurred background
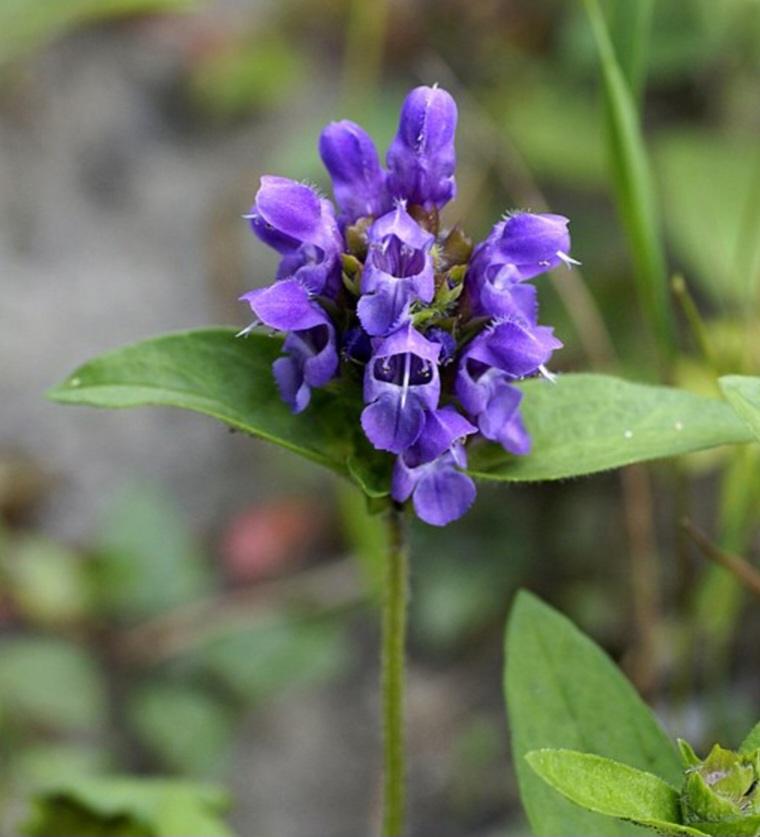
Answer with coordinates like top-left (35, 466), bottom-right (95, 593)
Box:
top-left (1, 0), bottom-right (759, 834)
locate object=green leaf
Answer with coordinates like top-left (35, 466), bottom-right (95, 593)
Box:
top-left (740, 721), bottom-right (760, 755)
top-left (611, 0), bottom-right (655, 105)
top-left (656, 134), bottom-right (760, 308)
top-left (470, 374), bottom-right (752, 481)
top-left (688, 816), bottom-right (760, 837)
top-left (93, 482), bottom-right (212, 619)
top-left (50, 336), bottom-right (751, 492)
top-left (505, 591), bottom-right (682, 836)
top-left (14, 743), bottom-right (110, 788)
top-left (582, 0), bottom-right (674, 364)
top-left (3, 535), bottom-right (91, 626)
top-left (719, 376), bottom-right (760, 443)
top-left (22, 777), bottom-right (232, 837)
top-left (196, 617), bottom-right (349, 704)
top-left (48, 328), bottom-right (379, 491)
top-left (0, 637), bottom-right (106, 731)
top-left (127, 684), bottom-right (234, 777)
top-left (525, 749), bottom-right (705, 835)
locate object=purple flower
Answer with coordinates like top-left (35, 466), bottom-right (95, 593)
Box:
top-left (392, 407), bottom-right (477, 526)
top-left (456, 364), bottom-right (530, 454)
top-left (467, 213), bottom-right (575, 317)
top-left (387, 86), bottom-right (457, 210)
top-left (357, 204), bottom-right (435, 336)
top-left (240, 279), bottom-right (338, 413)
top-left (456, 317), bottom-right (561, 453)
top-left (246, 176), bottom-right (342, 295)
top-left (238, 86), bottom-right (573, 525)
top-left (361, 322), bottom-right (441, 453)
top-left (319, 120), bottom-right (390, 223)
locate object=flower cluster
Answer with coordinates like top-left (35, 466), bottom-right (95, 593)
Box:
top-left (240, 86), bottom-right (574, 526)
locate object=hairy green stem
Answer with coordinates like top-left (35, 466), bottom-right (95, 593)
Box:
top-left (381, 506), bottom-right (408, 836)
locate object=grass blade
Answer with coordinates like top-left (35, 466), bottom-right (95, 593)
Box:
top-left (582, 0), bottom-right (675, 371)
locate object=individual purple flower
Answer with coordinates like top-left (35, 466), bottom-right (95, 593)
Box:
top-left (392, 407), bottom-right (477, 526)
top-left (456, 364), bottom-right (530, 454)
top-left (361, 322), bottom-right (441, 453)
top-left (387, 85), bottom-right (457, 209)
top-left (319, 120), bottom-right (390, 223)
top-left (467, 213), bottom-right (576, 317)
top-left (357, 204), bottom-right (435, 336)
top-left (456, 317), bottom-right (562, 453)
top-left (240, 279), bottom-right (338, 413)
top-left (246, 176), bottom-right (342, 295)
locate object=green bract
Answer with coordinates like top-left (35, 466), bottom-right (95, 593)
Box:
top-left (680, 744), bottom-right (760, 837)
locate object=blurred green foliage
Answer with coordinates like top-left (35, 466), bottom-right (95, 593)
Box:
top-left (0, 0), bottom-right (193, 68)
top-left (23, 777), bottom-right (232, 837)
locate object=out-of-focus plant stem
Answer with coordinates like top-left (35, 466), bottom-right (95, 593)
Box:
top-left (737, 149), bottom-right (760, 367)
top-left (683, 518), bottom-right (760, 600)
top-left (620, 464), bottom-right (660, 696)
top-left (382, 506), bottom-right (408, 837)
top-left (671, 274), bottom-right (719, 377)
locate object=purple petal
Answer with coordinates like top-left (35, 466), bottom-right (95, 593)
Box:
top-left (357, 282), bottom-right (412, 336)
top-left (288, 325), bottom-right (339, 388)
top-left (391, 455), bottom-right (416, 503)
top-left (342, 327), bottom-right (372, 363)
top-left (413, 462), bottom-right (476, 526)
top-left (368, 204), bottom-right (435, 253)
top-left (386, 86), bottom-right (458, 209)
top-left (479, 273), bottom-right (539, 322)
top-left (374, 321), bottom-right (441, 365)
top-left (273, 356), bottom-right (311, 414)
top-left (413, 406), bottom-right (477, 463)
top-left (495, 213), bottom-right (571, 281)
top-left (493, 407), bottom-right (531, 455)
top-left (469, 320), bottom-right (562, 378)
top-left (319, 120), bottom-right (389, 222)
top-left (477, 383), bottom-right (522, 439)
top-left (361, 391), bottom-right (426, 453)
top-left (240, 279), bottom-right (326, 332)
top-left (426, 328), bottom-right (457, 364)
top-left (249, 176), bottom-right (342, 260)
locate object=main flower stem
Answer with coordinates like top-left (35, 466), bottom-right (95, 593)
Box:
top-left (382, 505), bottom-right (408, 836)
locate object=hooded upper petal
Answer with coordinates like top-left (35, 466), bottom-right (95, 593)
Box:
top-left (386, 86), bottom-right (458, 209)
top-left (319, 120), bottom-right (390, 222)
top-left (240, 279), bottom-right (325, 332)
top-left (248, 175), bottom-right (342, 256)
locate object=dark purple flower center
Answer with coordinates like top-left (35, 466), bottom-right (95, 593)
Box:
top-left (373, 353), bottom-right (434, 386)
top-left (289, 324), bottom-right (330, 358)
top-left (372, 235), bottom-right (426, 278)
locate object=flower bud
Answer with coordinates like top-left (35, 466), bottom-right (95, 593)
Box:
top-left (248, 176), bottom-right (340, 256)
top-left (319, 120), bottom-right (390, 223)
top-left (387, 85), bottom-right (457, 209)
top-left (680, 743), bottom-right (760, 836)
